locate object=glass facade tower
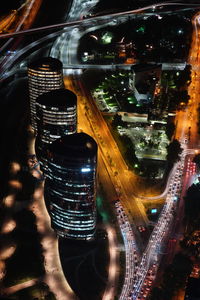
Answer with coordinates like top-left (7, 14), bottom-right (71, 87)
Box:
top-left (35, 88), bottom-right (77, 175)
top-left (28, 57), bottom-right (64, 131)
top-left (45, 133), bottom-right (97, 240)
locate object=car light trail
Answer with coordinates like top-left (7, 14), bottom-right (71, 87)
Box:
top-left (131, 149), bottom-right (186, 299)
top-left (102, 225), bottom-right (118, 300)
top-left (114, 201), bottom-right (140, 300)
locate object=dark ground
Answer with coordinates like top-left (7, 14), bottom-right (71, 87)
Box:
top-left (0, 71), bottom-right (109, 299)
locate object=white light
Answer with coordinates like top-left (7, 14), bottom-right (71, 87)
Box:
top-left (81, 167), bottom-right (91, 172)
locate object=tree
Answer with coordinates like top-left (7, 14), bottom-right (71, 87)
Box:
top-left (180, 231), bottom-right (200, 258)
top-left (140, 161), bottom-right (159, 179)
top-left (166, 122), bottom-right (175, 141)
top-left (161, 252), bottom-right (192, 298)
top-left (184, 183), bottom-right (200, 230)
top-left (166, 139), bottom-right (182, 165)
top-left (120, 135), bottom-right (139, 167)
top-left (112, 114), bottom-right (123, 128)
top-left (178, 90), bottom-right (190, 106)
top-left (174, 65), bottom-right (191, 88)
top-left (149, 287), bottom-right (163, 300)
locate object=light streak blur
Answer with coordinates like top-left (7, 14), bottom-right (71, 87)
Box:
top-left (1, 219), bottom-right (16, 234)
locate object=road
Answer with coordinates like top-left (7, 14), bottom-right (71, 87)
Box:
top-left (1, 2), bottom-right (200, 40)
top-left (64, 74), bottom-right (148, 226)
top-left (1, 2), bottom-right (200, 299)
top-left (0, 0), bottom-right (42, 72)
top-left (131, 150), bottom-right (186, 299)
top-left (1, 278), bottom-right (42, 296)
top-left (0, 10), bottom-right (17, 34)
top-left (130, 11), bottom-right (200, 299)
top-left (77, 78), bottom-right (149, 227)
top-left (114, 201), bottom-right (140, 300)
top-left (1, 2), bottom-right (200, 77)
top-left (187, 12), bottom-right (200, 149)
top-left (0, 0), bottom-right (41, 35)
top-left (50, 0), bottom-right (99, 64)
top-left (64, 77), bottom-right (121, 300)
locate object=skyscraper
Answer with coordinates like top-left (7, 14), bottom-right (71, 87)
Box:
top-left (28, 57), bottom-right (64, 131)
top-left (35, 88), bottom-right (77, 175)
top-left (45, 133), bottom-right (98, 240)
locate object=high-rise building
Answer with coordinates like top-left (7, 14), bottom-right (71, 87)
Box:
top-left (35, 88), bottom-right (77, 175)
top-left (45, 133), bottom-right (97, 240)
top-left (28, 57), bottom-right (64, 131)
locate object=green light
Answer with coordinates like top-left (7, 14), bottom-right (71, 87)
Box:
top-left (127, 96), bottom-right (137, 104)
top-left (101, 32), bottom-right (113, 44)
top-left (193, 177), bottom-right (200, 185)
top-left (136, 26), bottom-right (145, 33)
top-left (96, 196), bottom-right (109, 222)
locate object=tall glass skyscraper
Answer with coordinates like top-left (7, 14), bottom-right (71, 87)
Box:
top-left (35, 88), bottom-right (77, 175)
top-left (45, 133), bottom-right (98, 240)
top-left (28, 57), bottom-right (64, 131)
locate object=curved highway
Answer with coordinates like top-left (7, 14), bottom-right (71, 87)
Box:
top-left (0, 2), bottom-right (200, 40)
top-left (1, 2), bottom-right (200, 76)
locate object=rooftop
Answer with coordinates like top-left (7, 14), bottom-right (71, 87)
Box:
top-left (36, 88), bottom-right (77, 107)
top-left (49, 133), bottom-right (97, 158)
top-left (28, 56), bottom-right (63, 71)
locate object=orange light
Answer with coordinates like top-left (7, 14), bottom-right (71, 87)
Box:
top-left (8, 180), bottom-right (22, 189)
top-left (4, 195), bottom-right (15, 207)
top-left (1, 219), bottom-right (16, 234)
top-left (0, 245), bottom-right (16, 260)
top-left (10, 162), bottom-right (21, 174)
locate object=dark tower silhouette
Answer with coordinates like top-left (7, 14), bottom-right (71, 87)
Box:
top-left (45, 133), bottom-right (98, 240)
top-left (28, 57), bottom-right (64, 131)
